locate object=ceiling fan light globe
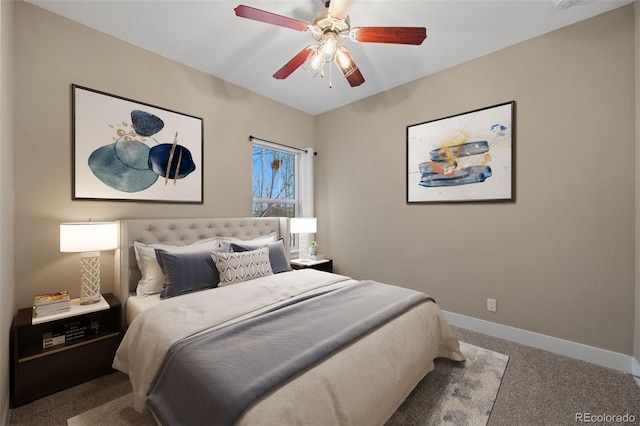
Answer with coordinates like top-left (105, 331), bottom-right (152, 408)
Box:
top-left (303, 51), bottom-right (323, 77)
top-left (319, 33), bottom-right (339, 62)
top-left (336, 46), bottom-right (357, 77)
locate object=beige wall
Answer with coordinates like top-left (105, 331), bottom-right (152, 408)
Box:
top-left (316, 5), bottom-right (636, 355)
top-left (12, 1), bottom-right (314, 309)
top-left (1, 0), bottom-right (15, 421)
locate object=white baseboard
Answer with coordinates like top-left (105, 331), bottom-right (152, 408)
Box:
top-left (444, 311), bottom-right (637, 378)
top-left (633, 356), bottom-right (640, 387)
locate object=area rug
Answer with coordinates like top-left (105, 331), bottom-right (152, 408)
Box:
top-left (386, 341), bottom-right (509, 426)
top-left (68, 341), bottom-right (508, 426)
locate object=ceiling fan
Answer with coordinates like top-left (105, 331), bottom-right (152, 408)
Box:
top-left (234, 0), bottom-right (427, 87)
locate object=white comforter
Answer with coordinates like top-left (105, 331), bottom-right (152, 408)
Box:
top-left (113, 269), bottom-right (464, 425)
top-left (113, 269), bottom-right (355, 412)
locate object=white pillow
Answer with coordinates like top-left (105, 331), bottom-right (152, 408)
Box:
top-left (212, 246), bottom-right (273, 286)
top-left (134, 237), bottom-right (220, 297)
top-left (216, 232), bottom-right (277, 252)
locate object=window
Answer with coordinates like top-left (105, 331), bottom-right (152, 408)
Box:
top-left (252, 140), bottom-right (314, 253)
top-left (252, 143), bottom-right (298, 218)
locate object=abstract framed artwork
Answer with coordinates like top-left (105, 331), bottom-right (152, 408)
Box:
top-left (72, 85), bottom-right (203, 203)
top-left (406, 101), bottom-right (514, 204)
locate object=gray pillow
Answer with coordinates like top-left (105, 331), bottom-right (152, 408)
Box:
top-left (212, 246), bottom-right (273, 286)
top-left (155, 249), bottom-right (220, 299)
top-left (230, 238), bottom-right (292, 274)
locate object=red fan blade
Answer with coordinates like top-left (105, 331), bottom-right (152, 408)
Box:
top-left (234, 5), bottom-right (309, 32)
top-left (351, 27), bottom-right (427, 45)
top-left (328, 0), bottom-right (353, 20)
top-left (335, 47), bottom-right (365, 87)
top-left (345, 68), bottom-right (365, 87)
top-left (273, 47), bottom-right (314, 80)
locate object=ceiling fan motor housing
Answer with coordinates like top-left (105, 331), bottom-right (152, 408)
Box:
top-left (310, 9), bottom-right (350, 41)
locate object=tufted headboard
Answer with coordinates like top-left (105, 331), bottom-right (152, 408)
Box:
top-left (115, 217), bottom-right (289, 320)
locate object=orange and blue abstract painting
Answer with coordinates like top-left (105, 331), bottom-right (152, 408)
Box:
top-left (407, 101), bottom-right (513, 203)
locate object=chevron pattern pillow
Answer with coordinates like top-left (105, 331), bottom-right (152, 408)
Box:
top-left (212, 246), bottom-right (273, 286)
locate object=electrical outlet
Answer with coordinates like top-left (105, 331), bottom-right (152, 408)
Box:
top-left (487, 298), bottom-right (497, 312)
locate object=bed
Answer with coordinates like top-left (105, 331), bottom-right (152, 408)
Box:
top-left (112, 217), bottom-right (464, 425)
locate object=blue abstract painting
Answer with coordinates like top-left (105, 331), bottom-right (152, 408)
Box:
top-left (73, 86), bottom-right (203, 203)
top-left (407, 101), bottom-right (513, 203)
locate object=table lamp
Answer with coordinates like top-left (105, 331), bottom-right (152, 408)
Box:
top-left (60, 222), bottom-right (118, 304)
top-left (290, 217), bottom-right (317, 261)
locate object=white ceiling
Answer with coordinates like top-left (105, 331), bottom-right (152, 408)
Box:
top-left (27, 0), bottom-right (632, 115)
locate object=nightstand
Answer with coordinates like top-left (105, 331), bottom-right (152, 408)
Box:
top-left (290, 258), bottom-right (333, 273)
top-left (10, 293), bottom-right (122, 407)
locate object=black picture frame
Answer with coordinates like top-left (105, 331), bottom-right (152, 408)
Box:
top-left (407, 101), bottom-right (514, 204)
top-left (72, 85), bottom-right (204, 204)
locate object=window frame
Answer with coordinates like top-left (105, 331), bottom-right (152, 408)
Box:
top-left (252, 140), bottom-right (313, 254)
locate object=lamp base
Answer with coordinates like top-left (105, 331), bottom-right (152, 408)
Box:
top-left (80, 252), bottom-right (101, 305)
top-left (299, 234), bottom-right (310, 260)
top-left (80, 296), bottom-right (101, 305)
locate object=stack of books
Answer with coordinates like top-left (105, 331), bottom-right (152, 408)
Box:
top-left (33, 291), bottom-right (71, 318)
top-left (42, 319), bottom-right (100, 349)
top-left (61, 319), bottom-right (100, 343)
top-left (42, 330), bottom-right (65, 348)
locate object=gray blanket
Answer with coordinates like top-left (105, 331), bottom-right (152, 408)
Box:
top-left (146, 280), bottom-right (432, 426)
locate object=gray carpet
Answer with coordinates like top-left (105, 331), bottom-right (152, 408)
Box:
top-left (453, 327), bottom-right (640, 426)
top-left (66, 393), bottom-right (155, 426)
top-left (9, 327), bottom-right (640, 425)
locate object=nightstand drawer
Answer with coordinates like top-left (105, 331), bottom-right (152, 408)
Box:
top-left (12, 334), bottom-right (120, 406)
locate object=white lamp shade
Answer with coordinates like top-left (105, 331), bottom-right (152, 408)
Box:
top-left (290, 217), bottom-right (317, 234)
top-left (60, 222), bottom-right (118, 252)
